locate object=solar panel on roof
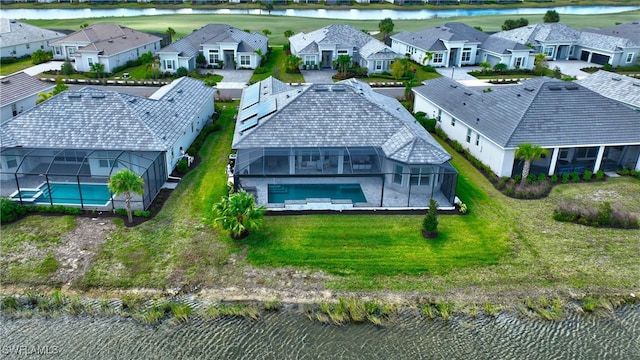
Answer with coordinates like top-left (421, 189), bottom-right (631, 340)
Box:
top-left (257, 98), bottom-right (277, 120)
top-left (238, 102), bottom-right (259, 122)
top-left (242, 82), bottom-right (260, 109)
top-left (239, 117), bottom-right (258, 132)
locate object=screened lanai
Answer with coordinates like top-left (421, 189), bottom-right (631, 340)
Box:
top-left (1, 148), bottom-right (166, 210)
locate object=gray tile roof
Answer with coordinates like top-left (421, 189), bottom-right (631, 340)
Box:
top-left (50, 23), bottom-right (160, 56)
top-left (0, 72), bottom-right (54, 107)
top-left (2, 77), bottom-right (215, 151)
top-left (492, 23), bottom-right (580, 46)
top-left (391, 22), bottom-right (488, 51)
top-left (576, 70), bottom-right (640, 109)
top-left (290, 24), bottom-right (397, 61)
top-left (482, 35), bottom-right (532, 54)
top-left (414, 77), bottom-right (640, 149)
top-left (233, 77), bottom-right (450, 165)
top-left (0, 18), bottom-right (65, 48)
top-left (159, 24), bottom-right (267, 58)
top-left (582, 20), bottom-right (640, 45)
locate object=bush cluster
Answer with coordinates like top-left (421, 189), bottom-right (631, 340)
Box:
top-left (116, 208), bottom-right (151, 218)
top-left (414, 112), bottom-right (436, 132)
top-left (111, 58), bottom-right (143, 75)
top-left (618, 168), bottom-right (640, 180)
top-left (176, 158), bottom-right (189, 174)
top-left (186, 122), bottom-right (222, 156)
top-left (0, 198), bottom-right (83, 224)
top-left (553, 201), bottom-right (639, 229)
top-left (495, 177), bottom-right (552, 199)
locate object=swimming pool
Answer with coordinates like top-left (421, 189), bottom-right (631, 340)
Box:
top-left (268, 183), bottom-right (367, 204)
top-left (11, 183), bottom-right (112, 207)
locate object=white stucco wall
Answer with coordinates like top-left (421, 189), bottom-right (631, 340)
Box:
top-left (1, 91), bottom-right (52, 122)
top-left (1, 39), bottom-right (56, 58)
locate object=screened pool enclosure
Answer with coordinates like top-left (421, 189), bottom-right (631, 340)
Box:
top-left (1, 148), bottom-right (166, 210)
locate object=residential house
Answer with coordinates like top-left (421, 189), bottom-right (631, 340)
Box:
top-left (0, 72), bottom-right (54, 122)
top-left (0, 77), bottom-right (215, 210)
top-left (157, 24), bottom-right (268, 73)
top-left (289, 24), bottom-right (401, 74)
top-left (391, 22), bottom-right (535, 70)
top-left (50, 23), bottom-right (162, 73)
top-left (576, 70), bottom-right (640, 110)
top-left (231, 77), bottom-right (457, 211)
top-left (0, 18), bottom-right (65, 58)
top-left (413, 77), bottom-right (640, 178)
top-left (492, 22), bottom-right (640, 66)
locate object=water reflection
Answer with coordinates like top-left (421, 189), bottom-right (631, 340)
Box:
top-left (1, 5), bottom-right (638, 20)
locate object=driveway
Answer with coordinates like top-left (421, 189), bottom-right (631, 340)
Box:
top-left (201, 68), bottom-right (253, 89)
top-left (301, 69), bottom-right (336, 84)
top-left (548, 60), bottom-right (599, 80)
top-left (17, 60), bottom-right (63, 76)
top-left (435, 66), bottom-right (480, 81)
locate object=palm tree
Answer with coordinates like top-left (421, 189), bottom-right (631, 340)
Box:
top-left (213, 190), bottom-right (266, 240)
top-left (262, 29), bottom-right (272, 37)
top-left (515, 143), bottom-right (549, 186)
top-left (335, 54), bottom-right (351, 76)
top-left (404, 77), bottom-right (419, 103)
top-left (285, 54), bottom-right (302, 73)
top-left (284, 29), bottom-right (295, 38)
top-left (422, 51), bottom-right (434, 66)
top-left (108, 169), bottom-right (145, 224)
top-left (166, 27), bottom-right (176, 43)
top-left (90, 62), bottom-right (105, 79)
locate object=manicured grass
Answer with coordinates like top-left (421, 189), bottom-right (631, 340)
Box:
top-left (0, 57), bottom-right (35, 76)
top-left (26, 11), bottom-right (640, 48)
top-left (250, 47), bottom-right (305, 84)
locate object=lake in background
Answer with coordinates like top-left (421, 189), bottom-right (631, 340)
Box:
top-left (1, 5), bottom-right (639, 20)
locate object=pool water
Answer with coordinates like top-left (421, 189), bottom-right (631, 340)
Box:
top-left (13, 183), bottom-right (112, 206)
top-left (268, 183), bottom-right (367, 204)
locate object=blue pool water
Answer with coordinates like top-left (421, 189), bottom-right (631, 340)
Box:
top-left (30, 183), bottom-right (112, 206)
top-left (268, 184), bottom-right (366, 204)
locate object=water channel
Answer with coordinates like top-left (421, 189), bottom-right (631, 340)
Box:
top-left (1, 305), bottom-right (639, 359)
top-left (1, 5), bottom-right (638, 20)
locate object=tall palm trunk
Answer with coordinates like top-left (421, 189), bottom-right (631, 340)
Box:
top-left (521, 160), bottom-right (531, 186)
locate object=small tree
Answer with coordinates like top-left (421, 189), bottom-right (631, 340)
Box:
top-left (378, 18), bottom-right (394, 45)
top-left (285, 54), bottom-right (302, 73)
top-left (335, 54), bottom-right (351, 76)
top-left (61, 58), bottom-right (74, 75)
top-left (176, 66), bottom-right (189, 77)
top-left (140, 51), bottom-right (154, 65)
top-left (196, 54), bottom-right (206, 67)
top-left (284, 29), bottom-right (295, 38)
top-left (493, 63), bottom-right (507, 73)
top-left (533, 53), bottom-right (548, 76)
top-left (515, 143), bottom-right (549, 186)
top-left (166, 27), bottom-right (176, 43)
top-left (264, 2), bottom-right (274, 15)
top-left (543, 10), bottom-right (560, 23)
top-left (90, 62), bottom-right (105, 79)
top-left (262, 29), bottom-right (272, 37)
top-left (37, 78), bottom-right (68, 104)
top-left (422, 198), bottom-right (439, 238)
top-left (213, 190), bottom-right (266, 240)
top-left (479, 61), bottom-right (491, 73)
top-left (108, 169), bottom-right (145, 224)
top-left (31, 49), bottom-right (52, 65)
top-left (422, 51), bottom-right (434, 66)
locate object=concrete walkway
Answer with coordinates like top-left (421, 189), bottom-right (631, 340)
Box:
top-left (17, 60), bottom-right (63, 76)
top-left (548, 60), bottom-right (599, 80)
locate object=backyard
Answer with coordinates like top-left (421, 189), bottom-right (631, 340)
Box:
top-left (1, 102), bottom-right (639, 305)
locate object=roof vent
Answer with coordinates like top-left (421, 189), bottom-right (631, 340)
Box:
top-left (314, 87), bottom-right (329, 92)
top-left (450, 84), bottom-right (458, 88)
top-left (564, 85), bottom-right (579, 90)
top-left (332, 87), bottom-right (346, 92)
top-left (129, 98), bottom-right (137, 103)
top-left (91, 94), bottom-right (105, 99)
top-left (524, 87), bottom-right (535, 92)
top-left (168, 97), bottom-right (174, 102)
top-left (68, 94), bottom-right (82, 99)
top-left (464, 91), bottom-right (472, 96)
top-left (517, 94), bottom-right (521, 97)
top-left (0, 79), bottom-right (9, 84)
top-left (611, 77), bottom-right (621, 81)
top-left (548, 85), bottom-right (562, 90)
top-left (177, 89), bottom-right (183, 94)
top-left (632, 83), bottom-right (640, 87)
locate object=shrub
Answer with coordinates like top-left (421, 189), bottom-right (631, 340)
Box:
top-left (595, 170), bottom-right (604, 180)
top-left (561, 174), bottom-right (570, 184)
top-left (1, 198), bottom-right (27, 224)
top-left (550, 174), bottom-right (558, 183)
top-left (175, 67), bottom-right (189, 77)
top-left (553, 200), bottom-right (639, 229)
top-left (583, 170), bottom-right (592, 181)
top-left (176, 158), bottom-right (189, 174)
top-left (254, 67), bottom-right (268, 74)
top-left (133, 210), bottom-right (151, 217)
top-left (421, 65), bottom-right (436, 73)
top-left (422, 198), bottom-right (439, 238)
top-left (0, 56), bottom-right (17, 65)
top-left (537, 173), bottom-right (547, 182)
top-left (116, 208), bottom-right (128, 216)
top-left (571, 171), bottom-right (580, 183)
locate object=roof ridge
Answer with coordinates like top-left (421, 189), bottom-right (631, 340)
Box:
top-left (500, 80), bottom-right (548, 147)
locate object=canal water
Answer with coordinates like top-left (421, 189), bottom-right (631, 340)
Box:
top-left (1, 5), bottom-right (638, 20)
top-left (1, 305), bottom-right (638, 359)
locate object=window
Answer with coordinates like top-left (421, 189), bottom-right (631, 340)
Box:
top-left (476, 134), bottom-right (480, 146)
top-left (54, 47), bottom-right (61, 55)
top-left (163, 59), bottom-right (175, 70)
top-left (461, 48), bottom-right (471, 62)
top-left (568, 46), bottom-right (574, 56)
top-left (240, 55), bottom-right (251, 66)
top-left (466, 128), bottom-right (472, 143)
top-left (409, 167), bottom-right (431, 186)
top-left (6, 156), bottom-right (17, 168)
top-left (626, 53), bottom-right (635, 63)
top-left (26, 44), bottom-right (30, 49)
top-left (88, 57), bottom-right (94, 66)
top-left (67, 46), bottom-right (76, 55)
top-left (514, 57), bottom-right (524, 68)
top-left (99, 159), bottom-right (117, 168)
top-left (305, 55), bottom-right (316, 66)
top-left (451, 117), bottom-right (456, 127)
top-left (433, 53), bottom-right (444, 64)
top-left (11, 104), bottom-right (17, 117)
top-left (209, 50), bottom-right (219, 64)
top-left (543, 46), bottom-right (554, 57)
top-left (337, 49), bottom-right (349, 55)
top-left (136, 49), bottom-right (139, 56)
top-left (374, 60), bottom-right (383, 71)
top-left (393, 165), bottom-right (403, 185)
top-left (575, 147), bottom-right (598, 159)
top-left (437, 109), bottom-right (442, 123)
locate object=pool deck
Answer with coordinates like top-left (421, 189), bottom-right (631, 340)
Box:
top-left (238, 177), bottom-right (454, 211)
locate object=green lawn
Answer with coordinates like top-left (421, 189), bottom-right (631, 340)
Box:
top-left (26, 11), bottom-right (640, 48)
top-left (0, 57), bottom-right (35, 76)
top-left (250, 47), bottom-right (305, 84)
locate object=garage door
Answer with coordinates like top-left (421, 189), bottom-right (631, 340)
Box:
top-left (590, 53), bottom-right (610, 65)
